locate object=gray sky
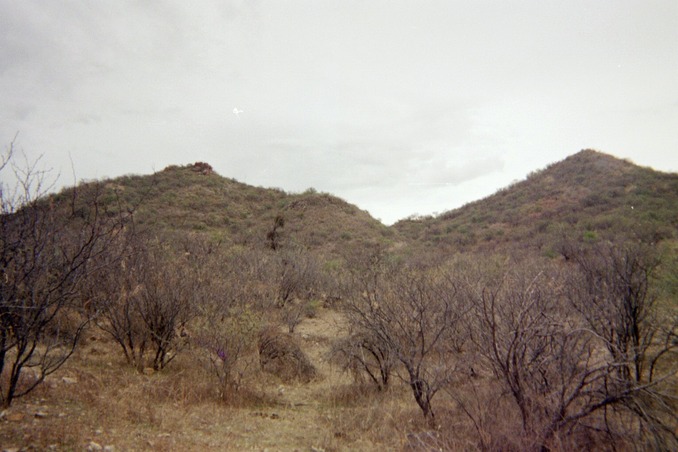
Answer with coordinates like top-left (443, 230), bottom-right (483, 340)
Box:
top-left (1, 1), bottom-right (677, 224)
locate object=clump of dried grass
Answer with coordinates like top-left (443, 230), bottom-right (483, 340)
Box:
top-left (314, 381), bottom-right (421, 450)
top-left (258, 327), bottom-right (317, 383)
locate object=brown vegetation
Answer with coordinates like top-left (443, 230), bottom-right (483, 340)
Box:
top-left (0, 141), bottom-right (133, 408)
top-left (2, 147), bottom-right (677, 450)
top-left (394, 149), bottom-right (678, 254)
top-left (258, 327), bottom-right (317, 383)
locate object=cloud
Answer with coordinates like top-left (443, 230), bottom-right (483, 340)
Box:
top-left (1, 1), bottom-right (676, 224)
top-left (408, 156), bottom-right (505, 187)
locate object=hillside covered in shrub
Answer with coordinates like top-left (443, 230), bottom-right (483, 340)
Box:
top-left (394, 149), bottom-right (678, 254)
top-left (2, 148), bottom-right (677, 450)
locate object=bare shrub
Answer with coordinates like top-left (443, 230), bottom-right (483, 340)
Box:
top-left (329, 330), bottom-right (394, 390)
top-left (90, 234), bottom-right (196, 371)
top-left (280, 302), bottom-right (305, 333)
top-left (191, 306), bottom-right (260, 400)
top-left (274, 246), bottom-right (320, 307)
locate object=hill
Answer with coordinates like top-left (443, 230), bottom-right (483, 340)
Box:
top-left (3, 149), bottom-right (677, 450)
top-left (393, 149), bottom-right (678, 254)
top-left (48, 162), bottom-right (396, 258)
top-left (46, 150), bottom-right (678, 258)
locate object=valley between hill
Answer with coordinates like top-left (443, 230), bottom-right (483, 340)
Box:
top-left (1, 149), bottom-right (677, 450)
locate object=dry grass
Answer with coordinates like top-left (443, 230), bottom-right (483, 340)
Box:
top-left (3, 306), bottom-right (668, 451)
top-left (258, 327), bottom-right (318, 383)
top-left (0, 309), bottom-right (427, 451)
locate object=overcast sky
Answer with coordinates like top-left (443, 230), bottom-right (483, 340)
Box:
top-left (1, 1), bottom-right (676, 224)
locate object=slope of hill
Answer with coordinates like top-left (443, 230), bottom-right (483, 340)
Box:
top-left (45, 150), bottom-right (678, 258)
top-left (49, 162), bottom-right (395, 258)
top-left (4, 150), bottom-right (677, 450)
top-left (393, 150), bottom-right (678, 254)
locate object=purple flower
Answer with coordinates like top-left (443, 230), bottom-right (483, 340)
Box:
top-left (216, 348), bottom-right (227, 362)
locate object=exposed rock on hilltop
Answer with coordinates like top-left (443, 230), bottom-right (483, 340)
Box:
top-left (48, 162), bottom-right (395, 259)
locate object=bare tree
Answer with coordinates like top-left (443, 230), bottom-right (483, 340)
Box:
top-left (565, 240), bottom-right (678, 448)
top-left (463, 254), bottom-right (677, 450)
top-left (138, 246), bottom-right (196, 370)
top-left (466, 261), bottom-right (597, 448)
top-left (0, 141), bottom-right (129, 406)
top-left (338, 245), bottom-right (397, 390)
top-left (388, 266), bottom-right (467, 422)
top-left (343, 247), bottom-right (468, 422)
top-left (566, 240), bottom-right (666, 383)
top-left (274, 246), bottom-right (319, 308)
top-left (87, 230), bottom-right (149, 371)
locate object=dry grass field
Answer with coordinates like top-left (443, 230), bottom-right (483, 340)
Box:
top-left (0, 308), bottom-right (447, 451)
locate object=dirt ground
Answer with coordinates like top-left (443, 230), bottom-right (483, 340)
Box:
top-left (0, 309), bottom-right (417, 451)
